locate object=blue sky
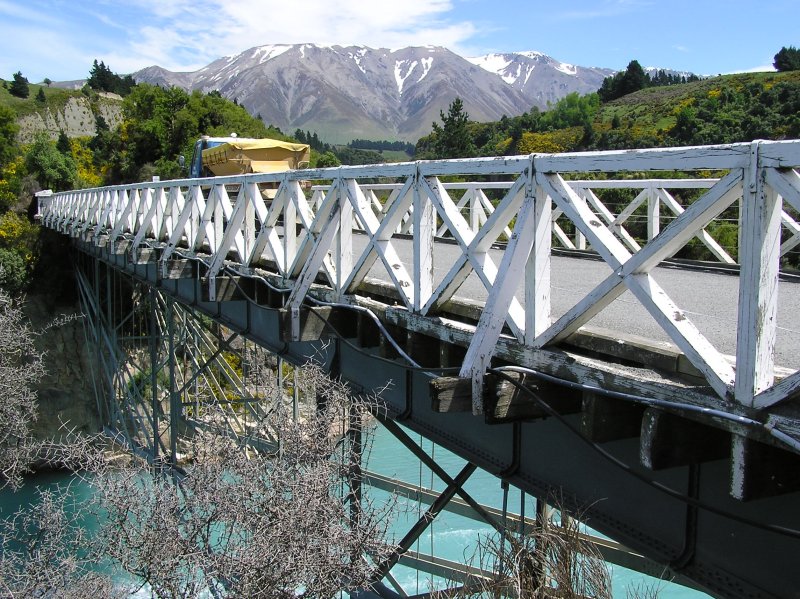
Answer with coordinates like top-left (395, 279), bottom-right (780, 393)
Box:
top-left (1, 0), bottom-right (797, 83)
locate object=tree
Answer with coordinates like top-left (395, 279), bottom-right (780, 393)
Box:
top-left (24, 132), bottom-right (77, 191)
top-left (431, 97), bottom-right (477, 159)
top-left (316, 150), bottom-right (341, 168)
top-left (9, 71), bottom-right (29, 99)
top-left (36, 87), bottom-right (46, 103)
top-left (0, 105), bottom-right (19, 168)
top-left (43, 78), bottom-right (52, 87)
top-left (598, 60), bottom-right (649, 102)
top-left (774, 46), bottom-right (800, 72)
top-left (453, 498), bottom-right (613, 598)
top-left (87, 362), bottom-right (395, 598)
top-left (56, 131), bottom-right (71, 155)
top-left (87, 60), bottom-right (136, 95)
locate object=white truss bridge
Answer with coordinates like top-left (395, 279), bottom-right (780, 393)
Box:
top-left (39, 140), bottom-right (800, 598)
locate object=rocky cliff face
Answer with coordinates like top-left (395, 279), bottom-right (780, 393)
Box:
top-left (16, 94), bottom-right (123, 144)
top-left (23, 293), bottom-right (101, 440)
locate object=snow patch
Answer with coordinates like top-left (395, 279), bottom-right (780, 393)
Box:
top-left (556, 62), bottom-right (577, 76)
top-left (501, 63), bottom-right (521, 85)
top-left (523, 64), bottom-right (535, 86)
top-left (299, 44), bottom-right (315, 59)
top-left (418, 57), bottom-right (433, 82)
top-left (348, 48), bottom-right (368, 74)
top-left (519, 51), bottom-right (545, 59)
top-left (394, 59), bottom-right (419, 95)
top-left (252, 44), bottom-right (292, 64)
top-left (467, 53), bottom-right (512, 76)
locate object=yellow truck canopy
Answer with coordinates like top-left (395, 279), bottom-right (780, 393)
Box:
top-left (201, 138), bottom-right (311, 176)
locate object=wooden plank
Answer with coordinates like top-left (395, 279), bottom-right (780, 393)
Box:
top-left (131, 247), bottom-right (157, 265)
top-left (278, 306), bottom-right (336, 342)
top-left (535, 143), bottom-right (751, 174)
top-left (485, 370), bottom-right (582, 424)
top-left (201, 276), bottom-right (254, 303)
top-left (753, 369), bottom-right (800, 409)
top-left (430, 377), bottom-right (484, 413)
top-left (640, 408), bottom-right (729, 470)
top-left (538, 172), bottom-right (631, 269)
top-left (375, 301), bottom-right (800, 446)
top-left (406, 332), bottom-right (441, 368)
top-left (357, 312), bottom-right (382, 348)
top-left (413, 183), bottom-right (435, 311)
top-left (111, 238), bottom-right (132, 256)
top-left (160, 259), bottom-right (195, 280)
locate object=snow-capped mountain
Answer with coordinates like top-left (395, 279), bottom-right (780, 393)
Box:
top-left (467, 51), bottom-right (614, 108)
top-left (134, 44), bottom-right (617, 143)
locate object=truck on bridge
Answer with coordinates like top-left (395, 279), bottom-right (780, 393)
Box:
top-left (188, 135), bottom-right (311, 179)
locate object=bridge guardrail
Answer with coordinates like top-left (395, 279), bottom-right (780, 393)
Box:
top-left (41, 141), bottom-right (800, 413)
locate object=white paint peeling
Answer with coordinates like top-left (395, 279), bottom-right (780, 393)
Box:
top-left (38, 141), bottom-right (800, 415)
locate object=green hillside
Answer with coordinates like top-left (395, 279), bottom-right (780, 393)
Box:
top-left (416, 70), bottom-right (800, 158)
top-left (594, 70), bottom-right (800, 148)
top-left (0, 80), bottom-right (84, 118)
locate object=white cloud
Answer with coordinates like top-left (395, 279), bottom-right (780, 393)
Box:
top-left (113, 0), bottom-right (477, 72)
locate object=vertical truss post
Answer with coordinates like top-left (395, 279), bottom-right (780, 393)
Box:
top-left (736, 142), bottom-right (781, 405)
top-left (413, 166), bottom-right (435, 311)
top-left (647, 183), bottom-right (660, 241)
top-left (148, 287), bottom-right (160, 463)
top-left (526, 157), bottom-right (552, 344)
top-left (167, 296), bottom-right (179, 466)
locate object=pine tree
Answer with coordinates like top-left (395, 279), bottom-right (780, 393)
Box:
top-left (9, 72), bottom-right (29, 99)
top-left (774, 46), bottom-right (800, 72)
top-left (431, 97), bottom-right (477, 159)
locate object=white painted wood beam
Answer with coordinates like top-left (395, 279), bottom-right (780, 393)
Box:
top-left (526, 183), bottom-right (552, 343)
top-left (656, 188), bottom-right (735, 264)
top-left (413, 174), bottom-right (435, 311)
top-left (735, 144), bottom-right (782, 406)
top-left (459, 170), bottom-right (539, 413)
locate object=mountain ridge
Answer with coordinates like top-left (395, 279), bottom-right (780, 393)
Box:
top-left (132, 44), bottom-right (627, 143)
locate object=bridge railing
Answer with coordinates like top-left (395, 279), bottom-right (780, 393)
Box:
top-left (41, 141), bottom-right (800, 412)
top-left (310, 176), bottom-right (800, 266)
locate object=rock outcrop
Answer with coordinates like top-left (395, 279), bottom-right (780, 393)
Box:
top-left (16, 94), bottom-right (123, 144)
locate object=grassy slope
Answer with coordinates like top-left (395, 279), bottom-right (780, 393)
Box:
top-left (594, 70), bottom-right (800, 138)
top-left (0, 81), bottom-right (87, 118)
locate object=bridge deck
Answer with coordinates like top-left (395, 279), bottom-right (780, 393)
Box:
top-left (354, 235), bottom-right (800, 370)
